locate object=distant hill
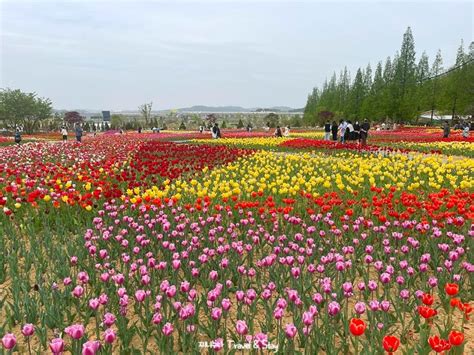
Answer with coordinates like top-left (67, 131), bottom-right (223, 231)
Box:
top-left (53, 106), bottom-right (304, 115)
top-left (177, 105), bottom-right (303, 113)
top-left (177, 106), bottom-right (249, 113)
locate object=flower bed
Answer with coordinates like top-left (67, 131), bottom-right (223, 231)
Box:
top-left (0, 135), bottom-right (472, 354)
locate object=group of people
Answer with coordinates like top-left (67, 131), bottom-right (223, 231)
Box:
top-left (198, 124), bottom-right (222, 139)
top-left (62, 124), bottom-right (84, 142)
top-left (274, 126), bottom-right (290, 137)
top-left (443, 121), bottom-right (470, 139)
top-left (324, 119), bottom-right (371, 145)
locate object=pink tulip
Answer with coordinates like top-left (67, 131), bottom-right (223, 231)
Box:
top-left (209, 270), bottom-right (218, 281)
top-left (21, 324), bottom-right (35, 337)
top-left (213, 338), bottom-right (224, 351)
top-left (103, 328), bottom-right (116, 344)
top-left (221, 298), bottom-right (231, 311)
top-left (236, 290), bottom-right (245, 301)
top-left (49, 338), bottom-right (64, 354)
top-left (235, 320), bottom-right (248, 335)
top-left (82, 340), bottom-right (101, 355)
top-left (400, 289), bottom-right (410, 299)
top-left (77, 271), bottom-right (89, 284)
top-left (273, 307), bottom-right (284, 320)
top-left (1, 333), bottom-right (16, 350)
top-left (103, 313), bottom-right (116, 327)
top-left (98, 293), bottom-right (109, 305)
top-left (152, 312), bottom-right (163, 324)
top-left (65, 324), bottom-right (85, 340)
top-left (162, 322), bottom-right (174, 336)
top-left (165, 285), bottom-right (176, 298)
top-left (100, 273), bottom-right (110, 282)
top-left (285, 323), bottom-right (298, 338)
top-left (254, 333), bottom-right (268, 348)
top-left (328, 301), bottom-right (341, 316)
top-left (180, 281), bottom-right (190, 292)
top-left (89, 298), bottom-right (100, 310)
top-left (72, 285), bottom-right (84, 298)
top-left (302, 311), bottom-right (314, 326)
top-left (135, 290), bottom-right (147, 302)
top-left (354, 302), bottom-right (366, 315)
top-left (211, 307), bottom-right (222, 321)
top-left (380, 300), bottom-right (391, 312)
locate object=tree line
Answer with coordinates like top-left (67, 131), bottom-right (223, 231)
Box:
top-left (303, 27), bottom-right (474, 125)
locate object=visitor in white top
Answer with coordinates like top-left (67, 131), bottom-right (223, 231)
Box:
top-left (61, 127), bottom-right (68, 141)
top-left (338, 119), bottom-right (348, 143)
top-left (283, 126), bottom-right (290, 137)
top-left (462, 124), bottom-right (470, 138)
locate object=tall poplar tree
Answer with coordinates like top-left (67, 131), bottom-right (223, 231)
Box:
top-left (394, 27), bottom-right (417, 121)
top-left (430, 50), bottom-right (443, 121)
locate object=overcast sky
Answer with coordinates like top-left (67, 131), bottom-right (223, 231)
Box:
top-left (1, 0), bottom-right (472, 110)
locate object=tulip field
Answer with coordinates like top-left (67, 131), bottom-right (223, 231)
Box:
top-left (0, 127), bottom-right (473, 354)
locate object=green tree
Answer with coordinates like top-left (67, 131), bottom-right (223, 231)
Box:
top-left (444, 41), bottom-right (471, 118)
top-left (303, 29), bottom-right (473, 123)
top-left (303, 88), bottom-right (319, 125)
top-left (337, 67), bottom-right (351, 115)
top-left (111, 114), bottom-right (125, 129)
top-left (366, 61), bottom-right (384, 120)
top-left (429, 50), bottom-right (443, 121)
top-left (139, 102), bottom-right (152, 127)
top-left (360, 63), bottom-right (373, 118)
top-left (0, 88), bottom-right (52, 133)
top-left (290, 115), bottom-right (302, 127)
top-left (221, 120), bottom-right (227, 129)
top-left (236, 118), bottom-right (244, 128)
top-left (179, 121), bottom-right (186, 130)
top-left (349, 68), bottom-right (365, 119)
top-left (264, 113), bottom-right (279, 128)
top-left (393, 27), bottom-right (417, 121)
top-left (415, 51), bottom-right (430, 119)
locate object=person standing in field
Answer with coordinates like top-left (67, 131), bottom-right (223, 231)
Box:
top-left (462, 123), bottom-right (469, 139)
top-left (61, 126), bottom-right (68, 141)
top-left (346, 120), bottom-right (355, 141)
top-left (75, 123), bottom-right (83, 142)
top-left (354, 121), bottom-right (361, 142)
top-left (324, 121), bottom-right (331, 141)
top-left (14, 128), bottom-right (21, 145)
top-left (360, 119), bottom-right (370, 146)
top-left (338, 119), bottom-right (348, 143)
top-left (274, 126), bottom-right (283, 137)
top-left (443, 121), bottom-right (450, 138)
top-left (212, 123), bottom-right (221, 139)
top-left (331, 121), bottom-right (338, 141)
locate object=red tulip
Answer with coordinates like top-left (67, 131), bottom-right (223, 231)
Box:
top-left (382, 335), bottom-right (400, 353)
top-left (418, 306), bottom-right (437, 319)
top-left (450, 298), bottom-right (461, 308)
top-left (428, 335), bottom-right (451, 353)
top-left (462, 303), bottom-right (472, 320)
top-left (448, 330), bottom-right (464, 346)
top-left (445, 283), bottom-right (459, 296)
top-left (421, 293), bottom-right (434, 306)
top-left (349, 318), bottom-right (366, 336)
